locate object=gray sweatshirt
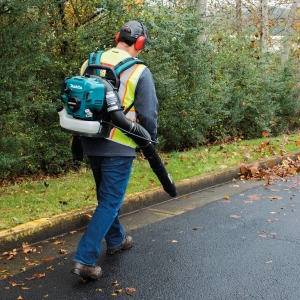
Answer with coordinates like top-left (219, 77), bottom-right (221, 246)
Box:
top-left (81, 67), bottom-right (158, 157)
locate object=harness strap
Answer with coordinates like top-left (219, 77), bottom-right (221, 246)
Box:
top-left (87, 51), bottom-right (145, 115)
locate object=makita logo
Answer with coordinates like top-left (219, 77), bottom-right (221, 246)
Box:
top-left (70, 84), bottom-right (82, 89)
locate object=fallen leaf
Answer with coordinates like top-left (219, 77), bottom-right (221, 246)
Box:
top-left (230, 215), bottom-right (241, 219)
top-left (22, 242), bottom-right (36, 254)
top-left (268, 196), bottom-right (282, 200)
top-left (193, 227), bottom-right (203, 230)
top-left (259, 234), bottom-right (267, 238)
top-left (59, 249), bottom-right (68, 254)
top-left (52, 240), bottom-right (64, 245)
top-left (25, 273), bottom-right (45, 281)
top-left (10, 281), bottom-right (25, 287)
top-left (265, 260), bottom-right (273, 264)
top-left (42, 257), bottom-right (54, 263)
top-left (6, 249), bottom-right (18, 260)
top-left (248, 194), bottom-right (261, 201)
top-left (26, 262), bottom-right (38, 267)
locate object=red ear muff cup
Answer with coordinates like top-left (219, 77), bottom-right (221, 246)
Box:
top-left (135, 36), bottom-right (146, 50)
top-left (115, 32), bottom-right (120, 44)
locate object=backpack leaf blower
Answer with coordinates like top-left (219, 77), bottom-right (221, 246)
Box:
top-left (57, 62), bottom-right (177, 197)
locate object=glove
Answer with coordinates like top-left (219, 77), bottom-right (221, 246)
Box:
top-left (71, 135), bottom-right (83, 161)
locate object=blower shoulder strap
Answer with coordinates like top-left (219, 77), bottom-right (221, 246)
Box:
top-left (114, 57), bottom-right (145, 75)
top-left (87, 51), bottom-right (104, 76)
top-left (87, 51), bottom-right (145, 114)
top-left (88, 51), bottom-right (145, 78)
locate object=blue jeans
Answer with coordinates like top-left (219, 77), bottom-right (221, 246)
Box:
top-left (73, 156), bottom-right (134, 266)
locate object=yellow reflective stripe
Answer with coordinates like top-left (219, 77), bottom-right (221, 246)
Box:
top-left (109, 127), bottom-right (137, 148)
top-left (107, 64), bottom-right (146, 148)
top-left (122, 64), bottom-right (145, 105)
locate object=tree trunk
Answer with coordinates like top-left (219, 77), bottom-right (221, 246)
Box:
top-left (261, 0), bottom-right (269, 53)
top-left (196, 0), bottom-right (208, 42)
top-left (236, 0), bottom-right (242, 33)
top-left (281, 0), bottom-right (300, 64)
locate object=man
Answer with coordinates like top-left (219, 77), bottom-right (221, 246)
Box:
top-left (71, 20), bottom-right (158, 279)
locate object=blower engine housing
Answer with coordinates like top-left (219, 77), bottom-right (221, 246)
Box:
top-left (61, 76), bottom-right (106, 121)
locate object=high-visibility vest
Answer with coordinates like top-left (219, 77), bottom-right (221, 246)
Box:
top-left (80, 48), bottom-right (147, 148)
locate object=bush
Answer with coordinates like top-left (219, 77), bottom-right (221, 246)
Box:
top-left (0, 0), bottom-right (299, 180)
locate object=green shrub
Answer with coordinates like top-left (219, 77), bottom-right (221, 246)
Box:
top-left (0, 0), bottom-right (299, 180)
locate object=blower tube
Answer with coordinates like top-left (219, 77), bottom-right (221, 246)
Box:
top-left (109, 110), bottom-right (177, 197)
top-left (103, 80), bottom-right (177, 198)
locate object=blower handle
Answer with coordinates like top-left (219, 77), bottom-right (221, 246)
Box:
top-left (84, 64), bottom-right (120, 90)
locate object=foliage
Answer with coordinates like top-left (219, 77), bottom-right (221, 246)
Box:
top-left (0, 0), bottom-right (299, 180)
top-left (1, 132), bottom-right (300, 230)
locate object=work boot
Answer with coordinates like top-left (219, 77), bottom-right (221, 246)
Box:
top-left (71, 262), bottom-right (102, 279)
top-left (106, 236), bottom-right (133, 255)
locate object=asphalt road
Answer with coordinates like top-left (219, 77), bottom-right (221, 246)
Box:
top-left (1, 177), bottom-right (300, 300)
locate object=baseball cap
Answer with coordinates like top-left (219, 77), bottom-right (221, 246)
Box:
top-left (121, 20), bottom-right (152, 45)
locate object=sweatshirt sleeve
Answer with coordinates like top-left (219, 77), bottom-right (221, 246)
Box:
top-left (134, 67), bottom-right (158, 141)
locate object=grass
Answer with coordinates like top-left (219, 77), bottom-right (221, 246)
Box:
top-left (1, 133), bottom-right (300, 230)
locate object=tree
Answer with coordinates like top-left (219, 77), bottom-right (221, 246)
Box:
top-left (236, 0), bottom-right (242, 33)
top-left (197, 0), bottom-right (208, 41)
top-left (281, 0), bottom-right (300, 64)
top-left (261, 0), bottom-right (269, 53)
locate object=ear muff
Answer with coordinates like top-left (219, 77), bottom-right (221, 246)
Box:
top-left (115, 32), bottom-right (146, 50)
top-left (115, 32), bottom-right (120, 44)
top-left (134, 36), bottom-right (146, 50)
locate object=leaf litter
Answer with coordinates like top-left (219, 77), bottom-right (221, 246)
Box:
top-left (240, 155), bottom-right (300, 184)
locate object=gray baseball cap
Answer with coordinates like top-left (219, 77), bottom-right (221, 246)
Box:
top-left (121, 20), bottom-right (152, 45)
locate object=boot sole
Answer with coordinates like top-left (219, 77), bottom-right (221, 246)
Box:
top-left (106, 245), bottom-right (133, 255)
top-left (71, 268), bottom-right (102, 279)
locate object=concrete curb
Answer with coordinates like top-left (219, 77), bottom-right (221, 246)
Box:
top-left (1, 150), bottom-right (299, 252)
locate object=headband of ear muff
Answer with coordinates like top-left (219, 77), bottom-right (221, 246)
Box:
top-left (115, 20), bottom-right (151, 50)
